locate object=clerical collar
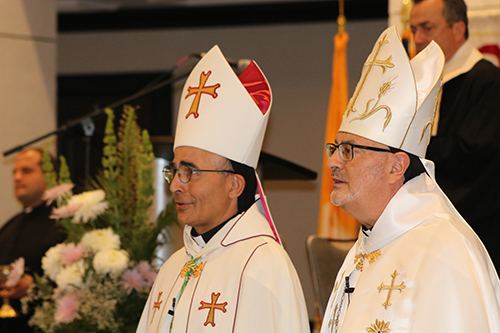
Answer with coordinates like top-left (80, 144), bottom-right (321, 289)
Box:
top-left (24, 202), bottom-right (48, 215)
top-left (362, 225), bottom-right (373, 237)
top-left (190, 213), bottom-right (238, 246)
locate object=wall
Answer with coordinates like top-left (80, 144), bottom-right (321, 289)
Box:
top-left (57, 18), bottom-right (388, 320)
top-left (0, 1), bottom-right (57, 227)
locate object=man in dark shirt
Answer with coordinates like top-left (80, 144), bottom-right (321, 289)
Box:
top-left (411, 0), bottom-right (500, 269)
top-left (0, 149), bottom-right (66, 332)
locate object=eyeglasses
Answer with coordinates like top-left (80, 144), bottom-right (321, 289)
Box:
top-left (163, 164), bottom-right (235, 184)
top-left (325, 142), bottom-right (393, 162)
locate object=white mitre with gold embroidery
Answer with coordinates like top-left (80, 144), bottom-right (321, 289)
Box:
top-left (339, 26), bottom-right (444, 157)
top-left (174, 45), bottom-right (272, 169)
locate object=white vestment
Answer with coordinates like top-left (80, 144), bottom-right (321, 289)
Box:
top-left (321, 172), bottom-right (500, 333)
top-left (136, 200), bottom-right (310, 333)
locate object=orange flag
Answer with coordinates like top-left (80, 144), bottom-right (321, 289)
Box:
top-left (317, 32), bottom-right (359, 239)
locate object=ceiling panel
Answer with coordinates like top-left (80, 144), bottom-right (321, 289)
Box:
top-left (58, 0), bottom-right (388, 32)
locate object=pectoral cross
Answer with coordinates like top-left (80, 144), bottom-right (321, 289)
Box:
top-left (377, 270), bottom-right (406, 309)
top-left (185, 71), bottom-right (221, 119)
top-left (345, 33), bottom-right (394, 118)
top-left (199, 292), bottom-right (227, 327)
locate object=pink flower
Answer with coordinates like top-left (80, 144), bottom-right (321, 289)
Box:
top-left (137, 261), bottom-right (157, 285)
top-left (61, 244), bottom-right (85, 266)
top-left (121, 268), bottom-right (147, 294)
top-left (50, 203), bottom-right (82, 220)
top-left (5, 257), bottom-right (24, 288)
top-left (55, 294), bottom-right (81, 324)
top-left (43, 184), bottom-right (74, 206)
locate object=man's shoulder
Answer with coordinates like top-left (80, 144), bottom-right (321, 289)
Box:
top-left (0, 211), bottom-right (25, 234)
top-left (444, 59), bottom-right (500, 98)
top-left (412, 213), bottom-right (485, 253)
top-left (466, 59), bottom-right (500, 82)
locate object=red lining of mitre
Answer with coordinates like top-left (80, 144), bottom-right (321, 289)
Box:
top-left (238, 61), bottom-right (271, 115)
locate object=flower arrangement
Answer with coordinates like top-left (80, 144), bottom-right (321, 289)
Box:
top-left (22, 106), bottom-right (177, 333)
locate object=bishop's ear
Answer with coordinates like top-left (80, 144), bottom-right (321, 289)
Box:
top-left (229, 174), bottom-right (245, 199)
top-left (389, 152), bottom-right (410, 184)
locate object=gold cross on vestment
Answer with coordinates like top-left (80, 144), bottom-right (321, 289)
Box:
top-left (150, 291), bottom-right (163, 323)
top-left (185, 71), bottom-right (220, 119)
top-left (377, 270), bottom-right (406, 309)
top-left (344, 32), bottom-right (394, 118)
top-left (199, 292), bottom-right (227, 327)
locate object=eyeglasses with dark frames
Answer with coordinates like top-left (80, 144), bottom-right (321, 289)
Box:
top-left (325, 142), bottom-right (393, 162)
top-left (162, 164), bottom-right (235, 184)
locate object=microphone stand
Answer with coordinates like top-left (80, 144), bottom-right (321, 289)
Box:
top-left (3, 54), bottom-right (197, 180)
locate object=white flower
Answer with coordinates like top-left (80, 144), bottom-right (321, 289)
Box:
top-left (68, 190), bottom-right (109, 224)
top-left (42, 243), bottom-right (67, 281)
top-left (80, 228), bottom-right (120, 253)
top-left (55, 261), bottom-right (85, 289)
top-left (93, 250), bottom-right (129, 275)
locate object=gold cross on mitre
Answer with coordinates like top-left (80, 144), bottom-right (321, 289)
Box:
top-left (198, 292), bottom-right (228, 327)
top-left (185, 71), bottom-right (221, 119)
top-left (377, 270), bottom-right (406, 309)
top-left (344, 32), bottom-right (394, 119)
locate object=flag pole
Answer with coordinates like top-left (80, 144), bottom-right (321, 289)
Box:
top-left (338, 0), bottom-right (345, 35)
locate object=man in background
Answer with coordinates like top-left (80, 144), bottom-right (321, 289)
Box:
top-left (410, 0), bottom-right (500, 268)
top-left (0, 148), bottom-right (66, 332)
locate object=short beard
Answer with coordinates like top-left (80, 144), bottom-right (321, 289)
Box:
top-left (329, 159), bottom-right (385, 207)
top-left (330, 187), bottom-right (359, 207)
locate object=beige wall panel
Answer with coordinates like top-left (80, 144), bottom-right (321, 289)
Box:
top-left (0, 1), bottom-right (56, 227)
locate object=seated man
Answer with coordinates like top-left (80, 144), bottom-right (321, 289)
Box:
top-left (321, 26), bottom-right (500, 332)
top-left (136, 45), bottom-right (309, 333)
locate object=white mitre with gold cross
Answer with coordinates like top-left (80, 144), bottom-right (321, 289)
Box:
top-left (339, 26), bottom-right (444, 158)
top-left (174, 45), bottom-right (272, 169)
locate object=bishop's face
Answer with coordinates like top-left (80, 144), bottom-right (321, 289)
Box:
top-left (327, 132), bottom-right (392, 216)
top-left (169, 146), bottom-right (237, 235)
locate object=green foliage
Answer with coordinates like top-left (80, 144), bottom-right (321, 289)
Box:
top-left (51, 105), bottom-right (178, 260)
top-left (58, 157), bottom-right (72, 185)
top-left (42, 150), bottom-right (57, 189)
